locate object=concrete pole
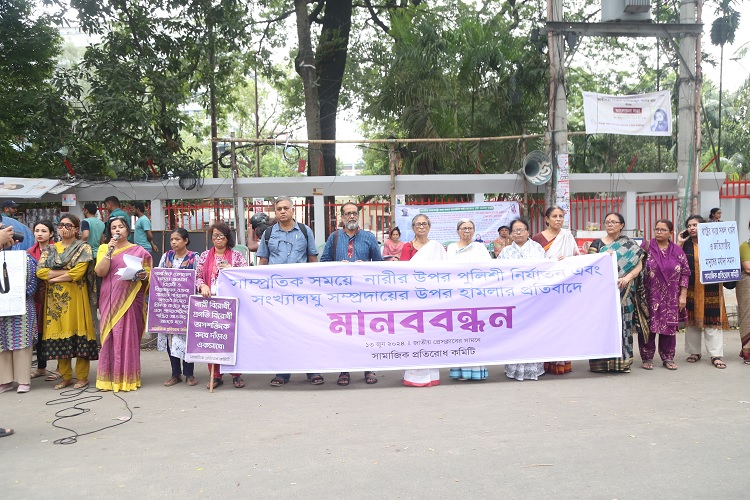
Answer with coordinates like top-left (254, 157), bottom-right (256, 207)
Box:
top-left (677, 0), bottom-right (698, 226)
top-left (547, 0), bottom-right (569, 217)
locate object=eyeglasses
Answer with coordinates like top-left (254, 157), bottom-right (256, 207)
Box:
top-left (414, 222), bottom-right (429, 228)
top-left (459, 227), bottom-right (474, 232)
top-left (604, 220), bottom-right (622, 226)
top-left (653, 228), bottom-right (670, 233)
top-left (212, 233), bottom-right (227, 240)
top-left (511, 228), bottom-right (527, 234)
top-left (57, 223), bottom-right (76, 230)
top-left (343, 211), bottom-right (358, 217)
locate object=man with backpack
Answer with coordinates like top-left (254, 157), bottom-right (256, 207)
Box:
top-left (256, 196), bottom-right (322, 387)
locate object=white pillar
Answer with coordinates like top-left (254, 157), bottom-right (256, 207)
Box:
top-left (472, 193), bottom-right (485, 203)
top-left (313, 194), bottom-right (325, 247)
top-left (622, 191), bottom-right (638, 237)
top-left (237, 196), bottom-right (246, 245)
top-left (151, 199), bottom-right (165, 231)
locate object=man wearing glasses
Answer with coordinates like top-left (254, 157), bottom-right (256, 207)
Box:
top-left (320, 202), bottom-right (383, 386)
top-left (256, 196), bottom-right (322, 386)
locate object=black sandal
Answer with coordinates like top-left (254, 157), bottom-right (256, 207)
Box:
top-left (336, 373), bottom-right (350, 386)
top-left (365, 371), bottom-right (378, 384)
top-left (269, 377), bottom-right (287, 387)
top-left (206, 377), bottom-right (223, 389)
top-left (309, 375), bottom-right (324, 385)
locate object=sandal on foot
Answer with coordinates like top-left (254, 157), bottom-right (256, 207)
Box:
top-left (269, 377), bottom-right (287, 387)
top-left (163, 376), bottom-right (182, 387)
top-left (711, 357), bottom-right (727, 369)
top-left (663, 361), bottom-right (678, 370)
top-left (309, 375), bottom-right (324, 385)
top-left (686, 354), bottom-right (701, 363)
top-left (744, 360), bottom-right (750, 365)
top-left (45, 371), bottom-right (62, 381)
top-left (73, 380), bottom-right (89, 389)
top-left (186, 376), bottom-right (198, 386)
top-left (365, 371), bottom-right (378, 384)
top-left (232, 376), bottom-right (245, 388)
top-left (0, 383), bottom-right (14, 394)
top-left (54, 380), bottom-right (74, 390)
top-left (0, 428), bottom-right (13, 438)
top-left (30, 370), bottom-right (47, 379)
top-left (336, 373), bottom-right (350, 386)
top-left (642, 361), bottom-right (653, 370)
top-left (17, 384), bottom-right (30, 393)
top-left (206, 377), bottom-right (223, 389)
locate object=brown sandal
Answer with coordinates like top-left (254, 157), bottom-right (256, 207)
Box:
top-left (711, 357), bottom-right (726, 369)
top-left (663, 361), bottom-right (678, 370)
top-left (54, 380), bottom-right (74, 390)
top-left (686, 354), bottom-right (701, 363)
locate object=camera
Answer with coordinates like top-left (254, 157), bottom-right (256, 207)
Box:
top-left (13, 232), bottom-right (24, 243)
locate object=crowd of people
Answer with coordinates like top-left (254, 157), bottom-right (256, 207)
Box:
top-left (0, 196), bottom-right (745, 417)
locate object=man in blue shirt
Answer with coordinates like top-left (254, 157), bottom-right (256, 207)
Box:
top-left (320, 202), bottom-right (383, 386)
top-left (1, 201), bottom-right (32, 251)
top-left (133, 202), bottom-right (158, 253)
top-left (80, 203), bottom-right (105, 255)
top-left (256, 196), bottom-right (321, 387)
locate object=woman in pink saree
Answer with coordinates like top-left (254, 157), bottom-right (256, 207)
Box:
top-left (94, 216), bottom-right (152, 392)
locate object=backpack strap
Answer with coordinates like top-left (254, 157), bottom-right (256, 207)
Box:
top-left (332, 229), bottom-right (339, 261)
top-left (264, 222), bottom-right (312, 255)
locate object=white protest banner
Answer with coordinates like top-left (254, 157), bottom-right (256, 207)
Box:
top-left (0, 250), bottom-right (27, 317)
top-left (146, 268), bottom-right (196, 334)
top-left (218, 253), bottom-right (622, 374)
top-left (697, 221), bottom-right (741, 284)
top-left (583, 90), bottom-right (672, 136)
top-left (395, 202), bottom-right (520, 248)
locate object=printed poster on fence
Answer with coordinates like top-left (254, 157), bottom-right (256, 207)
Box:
top-left (583, 90), bottom-right (672, 136)
top-left (218, 252), bottom-right (622, 374)
top-left (697, 221), bottom-right (741, 284)
top-left (185, 296), bottom-right (239, 365)
top-left (146, 268), bottom-right (196, 334)
top-left (395, 202), bottom-right (519, 248)
top-left (0, 251), bottom-right (26, 317)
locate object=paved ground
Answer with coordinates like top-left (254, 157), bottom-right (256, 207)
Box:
top-left (2, 329), bottom-right (749, 499)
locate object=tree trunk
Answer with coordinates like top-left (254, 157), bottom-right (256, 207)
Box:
top-left (294, 0), bottom-right (322, 175)
top-left (316, 0), bottom-right (353, 176)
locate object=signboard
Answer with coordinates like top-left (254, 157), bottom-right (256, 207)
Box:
top-left (583, 90), bottom-right (672, 136)
top-left (146, 268), bottom-right (196, 334)
top-left (697, 221), bottom-right (741, 284)
top-left (185, 296), bottom-right (239, 365)
top-left (0, 251), bottom-right (27, 317)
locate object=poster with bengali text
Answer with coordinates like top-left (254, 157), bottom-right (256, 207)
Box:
top-left (146, 268), bottom-right (195, 334)
top-left (697, 221), bottom-right (741, 284)
top-left (185, 296), bottom-right (238, 365)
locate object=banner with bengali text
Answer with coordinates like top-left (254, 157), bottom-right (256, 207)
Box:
top-left (146, 268), bottom-right (196, 334)
top-left (185, 296), bottom-right (239, 365)
top-left (697, 221), bottom-right (741, 284)
top-left (583, 90), bottom-right (672, 136)
top-left (218, 252), bottom-right (622, 374)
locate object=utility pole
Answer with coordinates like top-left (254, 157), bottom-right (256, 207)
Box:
top-left (677, 0), bottom-right (699, 224)
top-left (547, 0), bottom-right (569, 227)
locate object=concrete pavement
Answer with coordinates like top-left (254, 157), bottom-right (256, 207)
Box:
top-left (2, 330), bottom-right (749, 499)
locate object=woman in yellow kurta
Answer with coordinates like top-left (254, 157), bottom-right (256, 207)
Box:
top-left (95, 216), bottom-right (151, 392)
top-left (37, 215), bottom-right (97, 390)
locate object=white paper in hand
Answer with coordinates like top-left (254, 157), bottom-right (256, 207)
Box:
top-left (116, 254), bottom-right (144, 281)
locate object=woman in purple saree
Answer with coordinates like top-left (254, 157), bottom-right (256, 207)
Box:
top-left (94, 216), bottom-right (152, 392)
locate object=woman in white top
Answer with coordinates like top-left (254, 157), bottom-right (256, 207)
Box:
top-left (447, 219), bottom-right (492, 381)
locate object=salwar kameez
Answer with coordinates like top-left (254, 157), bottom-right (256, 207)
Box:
top-left (737, 242), bottom-right (750, 360)
top-left (640, 239), bottom-right (690, 362)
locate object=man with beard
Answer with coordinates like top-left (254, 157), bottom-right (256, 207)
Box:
top-left (320, 202), bottom-right (383, 386)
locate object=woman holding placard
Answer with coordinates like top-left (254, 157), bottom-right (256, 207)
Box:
top-left (587, 212), bottom-right (645, 373)
top-left (640, 219), bottom-right (690, 371)
top-left (400, 214), bottom-right (447, 387)
top-left (677, 215), bottom-right (729, 369)
top-left (498, 218), bottom-right (548, 381)
top-left (157, 228), bottom-right (198, 387)
top-left (738, 220), bottom-right (750, 364)
top-left (0, 244), bottom-right (37, 394)
top-left (37, 215), bottom-right (98, 390)
top-left (447, 219), bottom-right (491, 381)
top-left (195, 222), bottom-right (247, 389)
top-left (532, 206), bottom-right (580, 375)
top-left (94, 215), bottom-right (152, 391)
